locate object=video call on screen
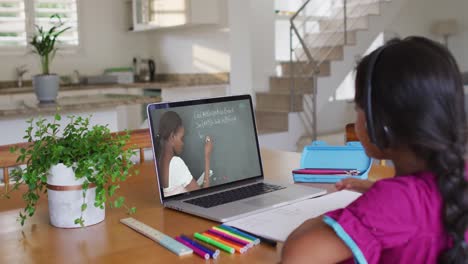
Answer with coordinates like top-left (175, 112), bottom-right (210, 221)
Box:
top-left (150, 99), bottom-right (262, 197)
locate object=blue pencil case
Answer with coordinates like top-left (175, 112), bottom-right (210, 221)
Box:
top-left (292, 141), bottom-right (372, 183)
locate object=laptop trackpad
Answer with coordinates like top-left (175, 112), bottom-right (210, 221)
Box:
top-left (242, 195), bottom-right (285, 207)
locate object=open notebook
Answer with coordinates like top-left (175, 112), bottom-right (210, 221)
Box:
top-left (224, 190), bottom-right (362, 242)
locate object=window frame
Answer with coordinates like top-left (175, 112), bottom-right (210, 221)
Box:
top-left (0, 0), bottom-right (82, 55)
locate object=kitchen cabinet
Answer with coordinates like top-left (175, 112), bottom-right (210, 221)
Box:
top-left (0, 87), bottom-right (149, 143)
top-left (132, 0), bottom-right (219, 31)
top-left (10, 93), bottom-right (35, 102)
top-left (59, 89), bottom-right (101, 98)
top-left (160, 84), bottom-right (227, 102)
top-left (0, 95), bottom-right (10, 105)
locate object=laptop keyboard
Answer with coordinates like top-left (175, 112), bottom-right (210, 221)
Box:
top-left (184, 183), bottom-right (286, 208)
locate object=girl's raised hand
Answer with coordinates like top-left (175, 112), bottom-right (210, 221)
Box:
top-left (335, 178), bottom-right (374, 193)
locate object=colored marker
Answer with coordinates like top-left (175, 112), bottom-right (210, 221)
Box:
top-left (185, 237), bottom-right (221, 259)
top-left (212, 226), bottom-right (253, 244)
top-left (175, 237), bottom-right (209, 260)
top-left (207, 229), bottom-right (251, 247)
top-left (194, 232), bottom-right (235, 254)
top-left (202, 232), bottom-right (247, 254)
top-left (223, 226), bottom-right (277, 247)
top-left (236, 228), bottom-right (278, 247)
top-left (180, 235), bottom-right (220, 259)
top-left (219, 225), bottom-right (260, 245)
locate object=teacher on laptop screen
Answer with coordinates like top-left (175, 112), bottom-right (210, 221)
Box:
top-left (150, 99), bottom-right (263, 198)
top-left (154, 111), bottom-right (214, 197)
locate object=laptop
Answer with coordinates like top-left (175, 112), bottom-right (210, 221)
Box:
top-left (147, 94), bottom-right (325, 222)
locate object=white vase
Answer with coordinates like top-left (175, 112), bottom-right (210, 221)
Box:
top-left (47, 163), bottom-right (105, 228)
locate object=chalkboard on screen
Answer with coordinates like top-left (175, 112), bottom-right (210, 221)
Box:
top-left (149, 99), bottom-right (262, 187)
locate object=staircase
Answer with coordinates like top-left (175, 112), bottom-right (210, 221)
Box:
top-left (255, 0), bottom-right (406, 151)
top-left (255, 61), bottom-right (330, 134)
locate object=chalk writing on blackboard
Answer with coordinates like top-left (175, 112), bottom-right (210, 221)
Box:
top-left (194, 107), bottom-right (238, 130)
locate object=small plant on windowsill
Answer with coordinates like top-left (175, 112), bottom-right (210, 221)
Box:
top-left (30, 14), bottom-right (70, 103)
top-left (3, 114), bottom-right (138, 228)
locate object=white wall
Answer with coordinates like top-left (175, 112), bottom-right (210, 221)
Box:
top-left (147, 25), bottom-right (230, 74)
top-left (147, 0), bottom-right (230, 74)
top-left (146, 0), bottom-right (275, 96)
top-left (387, 0), bottom-right (468, 71)
top-left (250, 0), bottom-right (276, 94)
top-left (228, 0), bottom-right (275, 96)
top-left (0, 0), bottom-right (151, 81)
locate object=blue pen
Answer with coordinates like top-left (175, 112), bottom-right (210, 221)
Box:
top-left (180, 235), bottom-right (220, 259)
top-left (219, 225), bottom-right (260, 245)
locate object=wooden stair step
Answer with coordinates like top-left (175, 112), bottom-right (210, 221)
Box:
top-left (330, 2), bottom-right (381, 18)
top-left (294, 46), bottom-right (344, 62)
top-left (256, 93), bottom-right (303, 112)
top-left (255, 110), bottom-right (289, 133)
top-left (319, 16), bottom-right (369, 32)
top-left (280, 61), bottom-right (331, 77)
top-left (257, 127), bottom-right (289, 135)
top-left (269, 76), bottom-right (314, 95)
top-left (304, 31), bottom-right (357, 47)
top-left (334, 0), bottom-right (389, 6)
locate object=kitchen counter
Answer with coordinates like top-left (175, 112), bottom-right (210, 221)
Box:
top-left (0, 72), bottom-right (229, 96)
top-left (0, 93), bottom-right (161, 118)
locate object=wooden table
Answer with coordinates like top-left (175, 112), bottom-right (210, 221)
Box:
top-left (0, 149), bottom-right (394, 264)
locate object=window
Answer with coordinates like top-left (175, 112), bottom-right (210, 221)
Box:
top-left (34, 0), bottom-right (79, 46)
top-left (0, 0), bottom-right (27, 46)
top-left (0, 0), bottom-right (78, 48)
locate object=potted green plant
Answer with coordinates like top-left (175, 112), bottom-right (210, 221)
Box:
top-left (5, 114), bottom-right (137, 228)
top-left (30, 14), bottom-right (70, 103)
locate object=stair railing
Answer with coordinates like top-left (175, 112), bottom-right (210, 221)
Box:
top-left (289, 0), bottom-right (385, 141)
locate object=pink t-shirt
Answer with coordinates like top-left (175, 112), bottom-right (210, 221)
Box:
top-left (324, 171), bottom-right (465, 263)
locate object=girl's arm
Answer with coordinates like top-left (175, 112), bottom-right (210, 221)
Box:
top-left (281, 217), bottom-right (352, 264)
top-left (336, 178), bottom-right (374, 193)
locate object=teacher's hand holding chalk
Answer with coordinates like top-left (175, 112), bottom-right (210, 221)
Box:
top-left (203, 136), bottom-right (214, 187)
top-left (205, 136), bottom-right (213, 156)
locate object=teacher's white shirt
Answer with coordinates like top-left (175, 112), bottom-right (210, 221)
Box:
top-left (163, 156), bottom-right (193, 197)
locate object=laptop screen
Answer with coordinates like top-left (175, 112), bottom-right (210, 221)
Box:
top-left (147, 95), bottom-right (263, 199)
